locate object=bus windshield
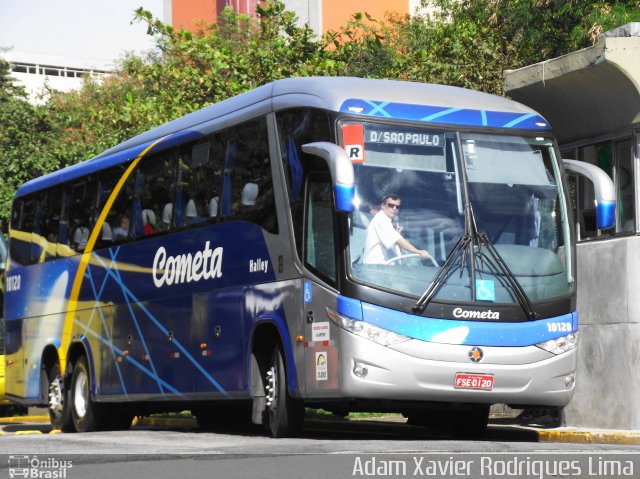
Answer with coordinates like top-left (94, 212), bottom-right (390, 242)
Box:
top-left (347, 121), bottom-right (570, 307)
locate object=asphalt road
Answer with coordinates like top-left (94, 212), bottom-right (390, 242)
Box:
top-left (1, 416), bottom-right (639, 479)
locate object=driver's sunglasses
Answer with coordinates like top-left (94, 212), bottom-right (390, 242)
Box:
top-left (386, 202), bottom-right (401, 210)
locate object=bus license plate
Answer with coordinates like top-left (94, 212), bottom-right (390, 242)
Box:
top-left (454, 373), bottom-right (494, 390)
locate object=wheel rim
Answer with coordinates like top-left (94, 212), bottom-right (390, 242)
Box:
top-left (266, 364), bottom-right (278, 413)
top-left (73, 368), bottom-right (88, 419)
top-left (48, 377), bottom-right (64, 417)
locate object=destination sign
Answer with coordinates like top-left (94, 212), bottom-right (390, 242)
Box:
top-left (366, 127), bottom-right (445, 148)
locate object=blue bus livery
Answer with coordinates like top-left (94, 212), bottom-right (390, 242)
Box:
top-left (4, 77), bottom-right (615, 437)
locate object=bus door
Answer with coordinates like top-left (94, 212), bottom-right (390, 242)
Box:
top-left (302, 177), bottom-right (340, 395)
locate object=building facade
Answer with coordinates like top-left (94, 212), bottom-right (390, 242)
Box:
top-left (168, 0), bottom-right (424, 35)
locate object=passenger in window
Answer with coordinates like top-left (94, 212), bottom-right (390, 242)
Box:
top-left (72, 223), bottom-right (89, 252)
top-left (142, 209), bottom-right (157, 235)
top-left (161, 203), bottom-right (173, 230)
top-left (362, 193), bottom-right (430, 264)
top-left (186, 197), bottom-right (212, 225)
top-left (241, 183), bottom-right (259, 207)
top-left (209, 196), bottom-right (219, 218)
top-left (102, 222), bottom-right (112, 242)
top-left (112, 215), bottom-right (130, 241)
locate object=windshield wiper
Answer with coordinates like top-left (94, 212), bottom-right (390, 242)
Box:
top-left (412, 202), bottom-right (477, 314)
top-left (412, 205), bottom-right (538, 320)
top-left (475, 232), bottom-right (538, 320)
top-left (412, 235), bottom-right (470, 314)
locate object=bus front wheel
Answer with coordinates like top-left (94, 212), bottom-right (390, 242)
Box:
top-left (264, 345), bottom-right (303, 438)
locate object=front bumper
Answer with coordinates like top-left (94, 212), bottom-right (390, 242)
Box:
top-left (337, 328), bottom-right (577, 407)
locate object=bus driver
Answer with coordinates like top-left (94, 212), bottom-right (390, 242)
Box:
top-left (362, 193), bottom-right (430, 264)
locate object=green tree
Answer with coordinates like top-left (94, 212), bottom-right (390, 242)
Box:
top-left (39, 2), bottom-right (343, 175)
top-left (0, 54), bottom-right (57, 221)
top-left (328, 0), bottom-right (640, 94)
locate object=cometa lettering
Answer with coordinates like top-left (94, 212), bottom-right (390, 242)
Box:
top-left (453, 307), bottom-right (500, 320)
top-left (152, 241), bottom-right (223, 288)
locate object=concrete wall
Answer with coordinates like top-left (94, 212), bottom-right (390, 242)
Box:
top-left (565, 236), bottom-right (640, 429)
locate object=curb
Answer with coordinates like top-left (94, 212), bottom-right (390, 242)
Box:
top-left (0, 416), bottom-right (49, 423)
top-left (132, 416), bottom-right (198, 428)
top-left (537, 429), bottom-right (640, 445)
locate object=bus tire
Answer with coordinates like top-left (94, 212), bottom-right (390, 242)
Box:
top-left (265, 345), bottom-right (303, 438)
top-left (69, 356), bottom-right (102, 433)
top-left (46, 364), bottom-right (74, 432)
top-left (450, 405), bottom-right (490, 439)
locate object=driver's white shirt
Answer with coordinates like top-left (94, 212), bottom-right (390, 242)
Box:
top-left (362, 210), bottom-right (402, 264)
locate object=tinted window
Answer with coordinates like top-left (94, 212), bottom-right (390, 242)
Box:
top-left (276, 108), bottom-right (332, 258)
top-left (176, 139), bottom-right (223, 229)
top-left (220, 118), bottom-right (278, 233)
top-left (305, 178), bottom-right (336, 283)
top-left (134, 150), bottom-right (177, 237)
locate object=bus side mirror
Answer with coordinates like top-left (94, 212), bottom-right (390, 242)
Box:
top-left (302, 142), bottom-right (355, 213)
top-left (563, 159), bottom-right (616, 230)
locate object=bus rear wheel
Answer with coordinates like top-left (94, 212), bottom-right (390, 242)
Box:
top-left (70, 356), bottom-right (101, 433)
top-left (46, 364), bottom-right (74, 432)
top-left (264, 345), bottom-right (303, 438)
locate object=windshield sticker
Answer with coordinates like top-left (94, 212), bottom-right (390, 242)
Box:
top-left (316, 352), bottom-right (328, 381)
top-left (342, 124), bottom-right (365, 163)
top-left (475, 279), bottom-right (496, 302)
top-left (304, 280), bottom-right (313, 303)
top-left (311, 321), bottom-right (330, 342)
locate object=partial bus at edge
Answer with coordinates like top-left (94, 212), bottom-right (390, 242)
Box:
top-left (3, 77), bottom-right (615, 438)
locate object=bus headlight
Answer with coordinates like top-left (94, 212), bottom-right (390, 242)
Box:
top-left (536, 332), bottom-right (579, 355)
top-left (326, 307), bottom-right (410, 346)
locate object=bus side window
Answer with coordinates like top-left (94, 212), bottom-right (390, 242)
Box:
top-left (136, 149), bottom-right (177, 236)
top-left (275, 108), bottom-right (333, 260)
top-left (99, 164), bottom-right (136, 244)
top-left (305, 178), bottom-right (336, 284)
top-left (9, 199), bottom-right (31, 266)
top-left (177, 139), bottom-right (222, 229)
top-left (35, 188), bottom-right (63, 261)
top-left (68, 179), bottom-right (98, 253)
top-left (220, 118), bottom-right (277, 233)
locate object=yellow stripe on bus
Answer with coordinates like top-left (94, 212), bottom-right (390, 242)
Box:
top-left (59, 137), bottom-right (167, 374)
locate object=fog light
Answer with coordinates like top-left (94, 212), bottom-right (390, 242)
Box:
top-left (565, 374), bottom-right (575, 389)
top-left (354, 362), bottom-right (368, 378)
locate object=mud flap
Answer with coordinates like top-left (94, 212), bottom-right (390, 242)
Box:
top-left (250, 353), bottom-right (266, 425)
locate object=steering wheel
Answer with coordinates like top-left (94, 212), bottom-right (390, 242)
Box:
top-left (384, 253), bottom-right (439, 267)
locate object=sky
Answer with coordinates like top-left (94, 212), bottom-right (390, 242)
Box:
top-left (0, 0), bottom-right (166, 69)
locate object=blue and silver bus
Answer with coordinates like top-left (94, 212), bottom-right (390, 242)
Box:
top-left (4, 77), bottom-right (615, 437)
